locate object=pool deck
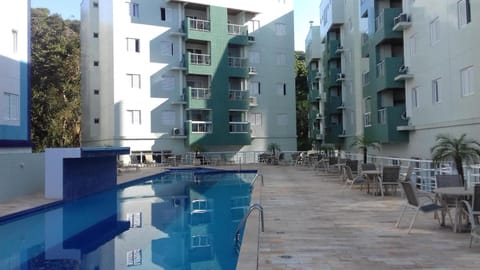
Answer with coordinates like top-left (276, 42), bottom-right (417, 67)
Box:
top-left (1, 164), bottom-right (480, 269)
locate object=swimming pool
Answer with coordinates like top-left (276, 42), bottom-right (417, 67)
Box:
top-left (0, 168), bottom-right (257, 269)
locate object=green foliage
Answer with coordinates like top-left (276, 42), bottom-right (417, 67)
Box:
top-left (350, 136), bottom-right (381, 163)
top-left (431, 133), bottom-right (480, 184)
top-left (31, 8), bottom-right (81, 152)
top-left (267, 143), bottom-right (281, 156)
top-left (295, 51), bottom-right (309, 150)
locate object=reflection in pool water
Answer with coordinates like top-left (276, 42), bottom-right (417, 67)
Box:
top-left (0, 169), bottom-right (256, 269)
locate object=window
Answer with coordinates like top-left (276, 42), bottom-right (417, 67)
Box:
top-left (461, 66), bottom-right (474, 96)
top-left (411, 87), bottom-right (419, 109)
top-left (160, 76), bottom-right (175, 91)
top-left (331, 114), bottom-right (339, 124)
top-left (249, 113), bottom-right (262, 126)
top-left (275, 23), bottom-right (286, 36)
top-left (12, 30), bottom-right (18, 53)
top-left (93, 2), bottom-right (98, 7)
top-left (276, 113), bottom-right (288, 126)
top-left (432, 78), bottom-right (441, 104)
top-left (127, 74), bottom-right (141, 88)
top-left (457, 0), bottom-right (471, 28)
top-left (4, 92), bottom-right (19, 121)
top-left (191, 235), bottom-right (211, 248)
top-left (276, 53), bottom-right (286, 65)
top-left (276, 83), bottom-right (286, 96)
top-left (93, 32), bottom-right (99, 38)
top-left (94, 118), bottom-right (100, 124)
top-left (160, 7), bottom-right (166, 21)
top-left (429, 17), bottom-right (440, 45)
top-left (250, 81), bottom-right (260, 96)
top-left (126, 38), bottom-right (140, 53)
top-left (127, 110), bottom-right (141, 124)
top-left (126, 249), bottom-right (142, 266)
top-left (93, 61), bottom-right (99, 66)
top-left (248, 51), bottom-right (260, 64)
top-left (126, 212), bottom-right (142, 228)
top-left (94, 89), bottom-right (99, 95)
top-left (409, 34), bottom-right (416, 56)
top-left (364, 98), bottom-right (372, 127)
top-left (130, 3), bottom-right (140, 17)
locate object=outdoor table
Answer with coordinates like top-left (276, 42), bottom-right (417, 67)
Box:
top-left (434, 187), bottom-right (473, 232)
top-left (361, 170), bottom-right (382, 194)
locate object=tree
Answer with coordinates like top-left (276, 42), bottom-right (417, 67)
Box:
top-left (267, 143), bottom-right (281, 156)
top-left (31, 8), bottom-right (81, 152)
top-left (350, 136), bottom-right (381, 164)
top-left (295, 51), bottom-right (309, 150)
top-left (430, 133), bottom-right (480, 185)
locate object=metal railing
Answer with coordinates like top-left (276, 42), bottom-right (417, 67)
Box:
top-left (189, 53), bottom-right (211, 65)
top-left (191, 88), bottom-right (210, 99)
top-left (229, 90), bottom-right (249, 100)
top-left (191, 121), bottom-right (212, 133)
top-left (234, 203), bottom-right (264, 252)
top-left (228, 57), bottom-right (248, 68)
top-left (229, 122), bottom-right (250, 133)
top-left (188, 18), bottom-right (210, 31)
top-left (377, 108), bottom-right (387, 124)
top-left (227, 23), bottom-right (247, 35)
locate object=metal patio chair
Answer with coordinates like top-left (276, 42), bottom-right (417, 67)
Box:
top-left (379, 166), bottom-right (401, 198)
top-left (462, 184), bottom-right (480, 247)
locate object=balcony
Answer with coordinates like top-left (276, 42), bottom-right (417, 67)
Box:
top-left (185, 87), bottom-right (210, 109)
top-left (325, 123), bottom-right (344, 144)
top-left (229, 89), bottom-right (249, 109)
top-left (324, 67), bottom-right (341, 88)
top-left (308, 88), bottom-right (320, 103)
top-left (229, 122), bottom-right (250, 133)
top-left (228, 57), bottom-right (249, 77)
top-left (190, 121), bottom-right (213, 133)
top-left (361, 33), bottom-right (369, 57)
top-left (228, 23), bottom-right (249, 45)
top-left (375, 57), bottom-right (404, 92)
top-left (394, 65), bottom-right (414, 81)
top-left (185, 18), bottom-right (211, 41)
top-left (186, 53), bottom-right (211, 74)
top-left (326, 39), bottom-right (341, 60)
top-left (364, 105), bottom-right (409, 143)
top-left (327, 95), bottom-right (342, 114)
top-left (372, 8), bottom-right (403, 45)
top-left (392, 13), bottom-right (412, 31)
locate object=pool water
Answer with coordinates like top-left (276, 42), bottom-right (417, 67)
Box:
top-left (0, 168), bottom-right (256, 269)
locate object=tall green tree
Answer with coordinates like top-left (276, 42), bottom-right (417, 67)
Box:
top-left (31, 8), bottom-right (81, 152)
top-left (295, 51), bottom-right (309, 150)
top-left (431, 133), bottom-right (480, 185)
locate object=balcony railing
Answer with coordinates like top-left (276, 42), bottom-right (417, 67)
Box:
top-left (189, 53), bottom-right (211, 65)
top-left (376, 60), bottom-right (385, 78)
top-left (188, 18), bottom-right (211, 31)
top-left (228, 57), bottom-right (248, 68)
top-left (229, 122), bottom-right (250, 133)
top-left (229, 90), bottom-right (249, 101)
top-left (191, 88), bottom-right (211, 99)
top-left (362, 72), bottom-right (370, 86)
top-left (227, 23), bottom-right (248, 35)
top-left (191, 121), bottom-right (212, 133)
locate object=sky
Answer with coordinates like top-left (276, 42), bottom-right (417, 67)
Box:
top-left (31, 0), bottom-right (322, 51)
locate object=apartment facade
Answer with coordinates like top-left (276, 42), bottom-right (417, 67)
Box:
top-left (0, 0), bottom-right (31, 153)
top-left (80, 0), bottom-right (296, 163)
top-left (360, 0), bottom-right (480, 158)
top-left (311, 0), bottom-right (365, 150)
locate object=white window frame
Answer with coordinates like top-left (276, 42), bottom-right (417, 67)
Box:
top-left (430, 17), bottom-right (440, 45)
top-left (409, 33), bottom-right (416, 56)
top-left (126, 38), bottom-right (140, 53)
top-left (275, 23), bottom-right (286, 36)
top-left (127, 110), bottom-right (141, 125)
top-left (432, 78), bottom-right (441, 104)
top-left (3, 92), bottom-right (20, 121)
top-left (460, 65), bottom-right (474, 97)
top-left (127, 73), bottom-right (141, 88)
top-left (12, 30), bottom-right (18, 54)
top-left (249, 113), bottom-right (262, 126)
top-left (457, 0), bottom-right (471, 28)
top-left (411, 87), bottom-right (419, 109)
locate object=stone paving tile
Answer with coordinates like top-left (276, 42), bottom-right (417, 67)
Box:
top-left (254, 165), bottom-right (480, 270)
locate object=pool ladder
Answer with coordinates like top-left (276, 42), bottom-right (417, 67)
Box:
top-left (234, 203), bottom-right (264, 253)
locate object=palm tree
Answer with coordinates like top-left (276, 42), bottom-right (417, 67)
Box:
top-left (430, 133), bottom-right (480, 185)
top-left (350, 136), bottom-right (381, 164)
top-left (267, 142), bottom-right (281, 156)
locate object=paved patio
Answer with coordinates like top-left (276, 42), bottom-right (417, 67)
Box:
top-left (1, 164), bottom-right (479, 269)
top-left (253, 165), bottom-right (480, 270)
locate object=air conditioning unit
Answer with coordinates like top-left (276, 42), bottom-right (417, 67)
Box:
top-left (398, 13), bottom-right (409, 22)
top-left (172, 128), bottom-right (181, 136)
top-left (336, 45), bottom-right (344, 54)
top-left (336, 73), bottom-right (346, 81)
top-left (248, 66), bottom-right (257, 74)
top-left (248, 35), bottom-right (255, 42)
top-left (398, 65), bottom-right (408, 73)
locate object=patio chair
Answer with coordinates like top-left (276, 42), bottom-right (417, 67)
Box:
top-left (396, 181), bottom-right (443, 234)
top-left (360, 163), bottom-right (376, 172)
top-left (400, 164), bottom-right (414, 182)
top-left (345, 159), bottom-right (358, 175)
top-left (379, 166), bottom-right (401, 198)
top-left (342, 165), bottom-right (366, 190)
top-left (435, 175), bottom-right (463, 225)
top-left (462, 184), bottom-right (480, 247)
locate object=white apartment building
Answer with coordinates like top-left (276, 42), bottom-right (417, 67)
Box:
top-left (80, 0), bottom-right (296, 163)
top-left (0, 0), bottom-right (31, 153)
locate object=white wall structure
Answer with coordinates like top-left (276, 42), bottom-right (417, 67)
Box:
top-left (81, 0), bottom-right (296, 163)
top-left (0, 0), bottom-right (31, 153)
